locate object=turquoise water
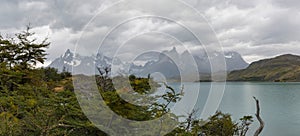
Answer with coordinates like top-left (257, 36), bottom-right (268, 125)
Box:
top-left (168, 82), bottom-right (300, 136)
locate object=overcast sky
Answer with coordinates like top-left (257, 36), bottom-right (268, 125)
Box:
top-left (1, 0), bottom-right (300, 65)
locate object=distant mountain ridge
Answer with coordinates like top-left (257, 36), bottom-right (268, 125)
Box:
top-left (228, 54), bottom-right (300, 82)
top-left (48, 49), bottom-right (115, 75)
top-left (129, 47), bottom-right (249, 80)
top-left (48, 48), bottom-right (249, 77)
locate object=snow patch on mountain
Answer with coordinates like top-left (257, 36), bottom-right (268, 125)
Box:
top-left (48, 48), bottom-right (249, 77)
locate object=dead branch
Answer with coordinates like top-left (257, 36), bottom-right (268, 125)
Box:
top-left (253, 97), bottom-right (264, 136)
top-left (186, 109), bottom-right (197, 131)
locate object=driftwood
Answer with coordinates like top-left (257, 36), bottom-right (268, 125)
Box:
top-left (253, 97), bottom-right (264, 136)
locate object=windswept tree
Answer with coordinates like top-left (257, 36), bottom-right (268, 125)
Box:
top-left (0, 25), bottom-right (49, 69)
top-left (0, 26), bottom-right (50, 91)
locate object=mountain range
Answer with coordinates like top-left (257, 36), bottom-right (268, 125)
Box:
top-left (48, 48), bottom-right (249, 78)
top-left (48, 49), bottom-right (114, 75)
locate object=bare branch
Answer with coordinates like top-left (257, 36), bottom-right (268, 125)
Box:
top-left (185, 109), bottom-right (197, 131)
top-left (253, 97), bottom-right (264, 136)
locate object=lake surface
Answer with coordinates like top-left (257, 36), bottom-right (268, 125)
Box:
top-left (167, 82), bottom-right (300, 136)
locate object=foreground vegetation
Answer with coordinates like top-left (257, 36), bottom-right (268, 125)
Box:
top-left (0, 27), bottom-right (263, 135)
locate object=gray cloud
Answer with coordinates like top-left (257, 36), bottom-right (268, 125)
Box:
top-left (0, 0), bottom-right (300, 64)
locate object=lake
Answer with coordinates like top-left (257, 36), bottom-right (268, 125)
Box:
top-left (167, 82), bottom-right (300, 136)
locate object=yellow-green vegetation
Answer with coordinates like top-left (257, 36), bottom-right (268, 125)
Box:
top-left (0, 66), bottom-right (107, 135)
top-left (228, 54), bottom-right (300, 82)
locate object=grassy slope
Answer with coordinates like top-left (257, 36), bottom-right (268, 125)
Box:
top-left (227, 54), bottom-right (300, 82)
